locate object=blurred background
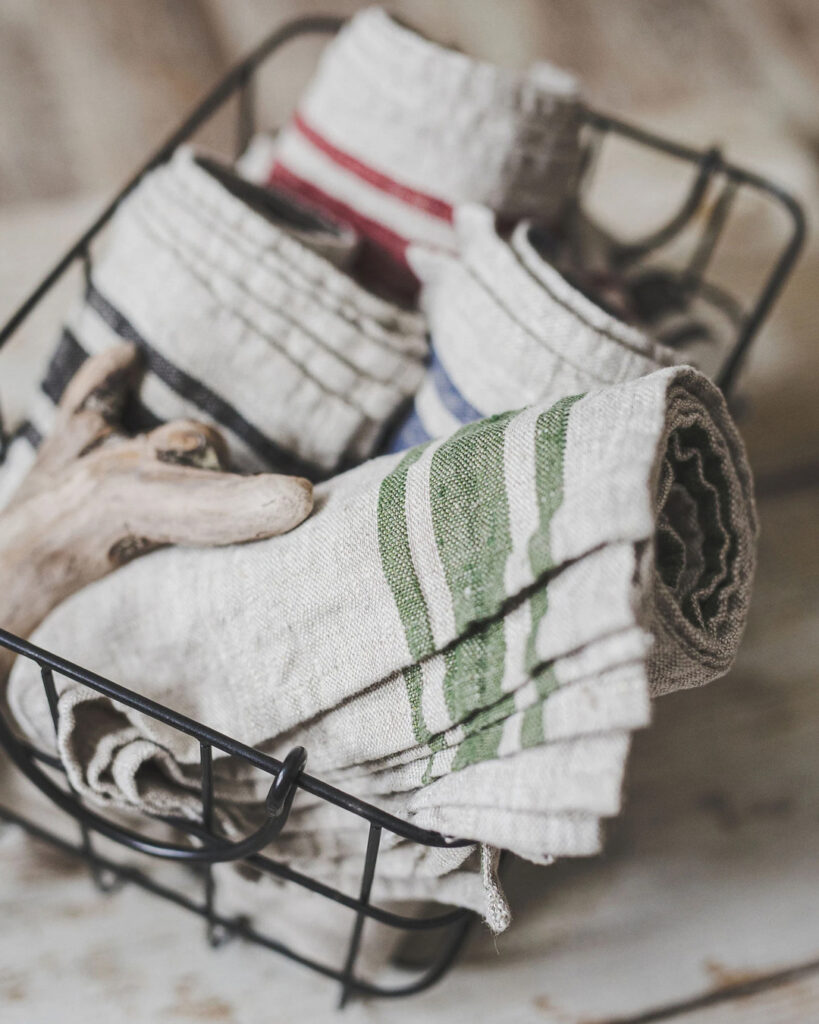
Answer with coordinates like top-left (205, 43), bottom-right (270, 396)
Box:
top-left (0, 3), bottom-right (817, 1022)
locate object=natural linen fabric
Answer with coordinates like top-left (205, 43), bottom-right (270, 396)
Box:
top-left (0, 145), bottom-right (427, 511)
top-left (9, 365), bottom-right (757, 916)
top-left (246, 6), bottom-right (583, 298)
top-left (535, 209), bottom-right (739, 379)
top-left (386, 205), bottom-right (678, 451)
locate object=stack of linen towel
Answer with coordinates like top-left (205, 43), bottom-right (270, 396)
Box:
top-left (1, 7), bottom-right (757, 939)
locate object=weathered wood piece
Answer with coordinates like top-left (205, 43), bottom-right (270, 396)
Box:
top-left (0, 343), bottom-right (313, 681)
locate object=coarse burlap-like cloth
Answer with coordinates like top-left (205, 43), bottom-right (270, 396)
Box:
top-left (10, 365), bottom-right (757, 922)
top-left (386, 205), bottom-right (678, 451)
top-left (0, 145), bottom-right (427, 511)
top-left (249, 6), bottom-right (583, 298)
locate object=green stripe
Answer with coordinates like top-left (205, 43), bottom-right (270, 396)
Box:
top-left (520, 665), bottom-right (559, 748)
top-left (402, 664), bottom-right (428, 746)
top-left (425, 660), bottom-right (557, 764)
top-left (520, 704), bottom-right (544, 749)
top-left (377, 444), bottom-right (434, 664)
top-left (451, 722), bottom-right (504, 772)
top-left (525, 394), bottom-right (583, 672)
top-left (385, 394), bottom-right (582, 775)
top-left (430, 411), bottom-right (518, 632)
top-left (433, 411), bottom-right (514, 772)
top-left (403, 664), bottom-right (448, 749)
top-left (427, 412), bottom-right (516, 733)
top-left (441, 617), bottom-right (508, 726)
top-left (446, 395), bottom-right (581, 774)
top-left (461, 689), bottom-right (516, 739)
top-left (529, 394), bottom-right (582, 578)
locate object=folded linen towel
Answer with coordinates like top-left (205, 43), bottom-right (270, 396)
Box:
top-left (536, 210), bottom-right (738, 377)
top-left (9, 366), bottom-right (756, 895)
top-left (247, 7), bottom-right (583, 299)
top-left (0, 146), bottom-right (427, 511)
top-left (386, 205), bottom-right (678, 451)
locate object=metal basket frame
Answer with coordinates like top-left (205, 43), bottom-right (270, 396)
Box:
top-left (0, 13), bottom-right (805, 1008)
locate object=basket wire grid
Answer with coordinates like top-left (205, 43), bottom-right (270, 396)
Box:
top-left (0, 13), bottom-right (805, 1008)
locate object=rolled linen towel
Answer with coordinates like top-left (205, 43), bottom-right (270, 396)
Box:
top-left (386, 205), bottom-right (678, 451)
top-left (248, 6), bottom-right (583, 299)
top-left (0, 146), bottom-right (427, 510)
top-left (10, 366), bottom-right (756, 890)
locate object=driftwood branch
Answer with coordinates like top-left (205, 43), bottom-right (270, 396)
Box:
top-left (0, 342), bottom-right (313, 684)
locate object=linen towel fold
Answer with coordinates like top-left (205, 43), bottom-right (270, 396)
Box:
top-left (531, 210), bottom-right (739, 376)
top-left (248, 7), bottom-right (583, 299)
top-left (0, 146), bottom-right (427, 510)
top-left (9, 365), bottom-right (757, 906)
top-left (386, 205), bottom-right (678, 451)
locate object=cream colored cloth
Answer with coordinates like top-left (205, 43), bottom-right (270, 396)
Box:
top-left (285, 6), bottom-right (582, 219)
top-left (529, 209), bottom-right (739, 378)
top-left (9, 366), bottom-right (757, 927)
top-left (0, 146), bottom-right (426, 512)
top-left (244, 6), bottom-right (583, 299)
top-left (386, 205), bottom-right (677, 451)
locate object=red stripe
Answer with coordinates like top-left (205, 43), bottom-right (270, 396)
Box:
top-left (268, 163), bottom-right (420, 301)
top-left (292, 112), bottom-right (454, 222)
top-left (269, 163), bottom-right (410, 264)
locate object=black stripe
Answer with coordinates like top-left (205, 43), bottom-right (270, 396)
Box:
top-left (13, 420), bottom-right (42, 449)
top-left (85, 281), bottom-right (319, 479)
top-left (41, 328), bottom-right (88, 404)
top-left (40, 326), bottom-right (163, 436)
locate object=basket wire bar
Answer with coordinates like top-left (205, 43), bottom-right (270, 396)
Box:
top-left (41, 662), bottom-right (118, 892)
top-left (0, 13), bottom-right (805, 1005)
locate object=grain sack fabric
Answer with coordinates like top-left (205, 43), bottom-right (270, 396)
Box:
top-left (386, 204), bottom-right (679, 452)
top-left (0, 145), bottom-right (427, 512)
top-left (10, 365), bottom-right (757, 906)
top-left (244, 6), bottom-right (583, 299)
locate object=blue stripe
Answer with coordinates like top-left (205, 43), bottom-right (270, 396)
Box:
top-left (429, 347), bottom-right (483, 424)
top-left (384, 345), bottom-right (484, 454)
top-left (385, 406), bottom-right (432, 453)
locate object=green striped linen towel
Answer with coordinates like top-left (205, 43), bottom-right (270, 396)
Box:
top-left (8, 364), bottom-right (756, 925)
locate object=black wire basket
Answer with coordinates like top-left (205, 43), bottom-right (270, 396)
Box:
top-left (0, 13), bottom-right (805, 1008)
